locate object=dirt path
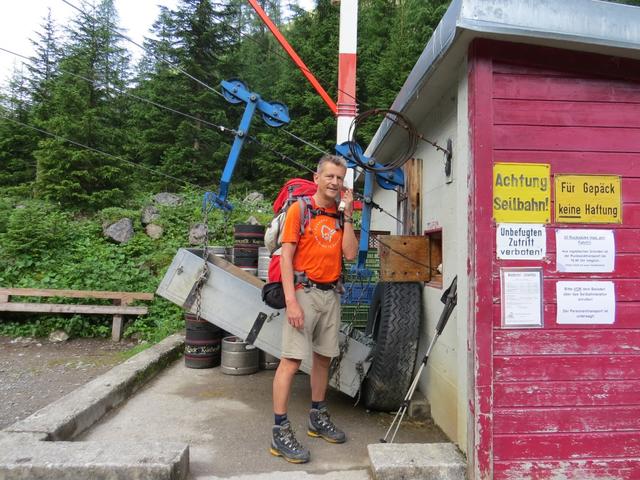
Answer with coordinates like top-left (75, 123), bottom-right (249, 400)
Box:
top-left (0, 335), bottom-right (138, 430)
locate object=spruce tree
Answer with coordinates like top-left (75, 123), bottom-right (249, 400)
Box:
top-left (127, 0), bottom-right (238, 190)
top-left (33, 0), bottom-right (133, 210)
top-left (0, 66), bottom-right (38, 187)
top-left (28, 9), bottom-right (61, 123)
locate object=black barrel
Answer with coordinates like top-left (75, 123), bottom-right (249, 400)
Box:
top-left (233, 224), bottom-right (265, 271)
top-left (233, 224), bottom-right (265, 246)
top-left (184, 313), bottom-right (223, 369)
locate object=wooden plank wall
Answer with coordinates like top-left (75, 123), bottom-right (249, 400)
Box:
top-left (473, 40), bottom-right (640, 480)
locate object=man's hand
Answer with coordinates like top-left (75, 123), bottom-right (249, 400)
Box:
top-left (286, 298), bottom-right (305, 330)
top-left (342, 188), bottom-right (354, 217)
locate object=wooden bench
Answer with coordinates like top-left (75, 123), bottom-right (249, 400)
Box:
top-left (0, 288), bottom-right (154, 341)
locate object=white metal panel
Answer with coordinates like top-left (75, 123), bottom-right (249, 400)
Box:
top-left (156, 248), bottom-right (371, 397)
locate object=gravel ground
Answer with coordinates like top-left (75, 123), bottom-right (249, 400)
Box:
top-left (0, 335), bottom-right (139, 430)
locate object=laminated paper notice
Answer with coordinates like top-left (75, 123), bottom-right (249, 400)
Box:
top-left (556, 229), bottom-right (615, 272)
top-left (556, 281), bottom-right (615, 324)
top-left (501, 268), bottom-right (543, 328)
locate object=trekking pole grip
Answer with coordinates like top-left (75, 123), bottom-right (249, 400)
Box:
top-left (435, 276), bottom-right (457, 336)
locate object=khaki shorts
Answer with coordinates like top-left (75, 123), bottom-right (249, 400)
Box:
top-left (281, 287), bottom-right (341, 359)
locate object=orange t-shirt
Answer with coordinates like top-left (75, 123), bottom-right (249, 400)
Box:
top-left (281, 198), bottom-right (343, 283)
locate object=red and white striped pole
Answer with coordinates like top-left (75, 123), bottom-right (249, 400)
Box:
top-left (336, 0), bottom-right (358, 192)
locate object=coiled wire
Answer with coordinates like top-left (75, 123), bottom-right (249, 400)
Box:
top-left (347, 109), bottom-right (419, 173)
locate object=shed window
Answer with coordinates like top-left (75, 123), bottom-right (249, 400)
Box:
top-left (424, 229), bottom-right (443, 288)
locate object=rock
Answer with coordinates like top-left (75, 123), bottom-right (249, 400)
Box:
top-left (245, 216), bottom-right (260, 225)
top-left (244, 192), bottom-right (264, 203)
top-left (189, 223), bottom-right (208, 245)
top-left (103, 218), bottom-right (134, 244)
top-left (141, 205), bottom-right (160, 226)
top-left (145, 223), bottom-right (164, 240)
top-left (153, 192), bottom-right (183, 206)
top-left (49, 330), bottom-right (69, 343)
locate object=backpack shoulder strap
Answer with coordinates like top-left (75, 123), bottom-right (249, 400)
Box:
top-left (297, 196), bottom-right (313, 236)
top-left (301, 196), bottom-right (345, 231)
top-left (335, 198), bottom-right (344, 230)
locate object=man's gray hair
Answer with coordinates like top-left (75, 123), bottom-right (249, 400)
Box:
top-left (316, 154), bottom-right (347, 173)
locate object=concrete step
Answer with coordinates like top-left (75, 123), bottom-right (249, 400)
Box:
top-left (191, 470), bottom-right (371, 480)
top-left (368, 443), bottom-right (466, 480)
top-left (0, 433), bottom-right (188, 480)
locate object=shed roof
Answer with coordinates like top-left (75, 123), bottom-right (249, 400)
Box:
top-left (367, 0), bottom-right (640, 156)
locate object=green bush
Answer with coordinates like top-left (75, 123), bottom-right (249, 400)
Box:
top-left (0, 197), bottom-right (12, 233)
top-left (0, 187), bottom-right (272, 341)
top-left (97, 206), bottom-right (140, 226)
top-left (0, 201), bottom-right (71, 259)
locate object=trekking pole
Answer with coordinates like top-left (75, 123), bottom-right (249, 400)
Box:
top-left (380, 276), bottom-right (458, 444)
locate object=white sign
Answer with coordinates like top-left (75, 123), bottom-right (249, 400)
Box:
top-left (501, 268), bottom-right (543, 327)
top-left (556, 281), bottom-right (615, 324)
top-left (497, 224), bottom-right (546, 260)
top-left (556, 229), bottom-right (615, 272)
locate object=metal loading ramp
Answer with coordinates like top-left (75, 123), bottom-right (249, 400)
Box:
top-left (156, 248), bottom-right (372, 397)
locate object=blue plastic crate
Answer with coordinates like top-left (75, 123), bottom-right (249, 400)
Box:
top-left (341, 283), bottom-right (375, 305)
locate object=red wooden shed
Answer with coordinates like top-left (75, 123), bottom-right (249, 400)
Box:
top-left (367, 0), bottom-right (640, 478)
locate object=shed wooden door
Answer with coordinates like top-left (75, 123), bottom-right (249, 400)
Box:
top-left (469, 39), bottom-right (640, 480)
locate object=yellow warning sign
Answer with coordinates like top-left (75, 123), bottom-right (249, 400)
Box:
top-left (493, 163), bottom-right (550, 223)
top-left (555, 175), bottom-right (622, 224)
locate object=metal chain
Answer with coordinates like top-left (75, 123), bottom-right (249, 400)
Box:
top-left (354, 348), bottom-right (376, 407)
top-left (345, 254), bottom-right (374, 405)
top-left (330, 323), bottom-right (353, 391)
top-left (220, 208), bottom-right (233, 252)
top-left (333, 237), bottom-right (377, 399)
top-left (194, 207), bottom-right (211, 322)
top-left (350, 273), bottom-right (372, 326)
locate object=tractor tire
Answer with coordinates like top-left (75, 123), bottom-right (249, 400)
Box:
top-left (362, 282), bottom-right (422, 412)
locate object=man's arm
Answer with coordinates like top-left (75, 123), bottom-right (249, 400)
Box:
top-left (341, 189), bottom-right (358, 261)
top-left (280, 242), bottom-right (304, 329)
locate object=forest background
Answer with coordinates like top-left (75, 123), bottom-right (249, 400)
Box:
top-left (0, 0), bottom-right (637, 341)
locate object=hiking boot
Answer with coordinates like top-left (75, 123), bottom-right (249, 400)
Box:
top-left (270, 420), bottom-right (310, 463)
top-left (308, 407), bottom-right (346, 443)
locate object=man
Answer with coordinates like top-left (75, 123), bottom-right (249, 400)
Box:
top-left (270, 154), bottom-right (358, 463)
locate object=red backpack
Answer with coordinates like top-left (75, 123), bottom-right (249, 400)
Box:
top-left (267, 179), bottom-right (316, 283)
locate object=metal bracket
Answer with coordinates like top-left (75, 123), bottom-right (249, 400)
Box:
top-left (245, 312), bottom-right (269, 345)
top-left (182, 264), bottom-right (209, 310)
top-left (205, 79), bottom-right (291, 212)
top-left (444, 138), bottom-right (454, 184)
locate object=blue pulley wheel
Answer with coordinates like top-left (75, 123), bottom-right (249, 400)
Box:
top-left (262, 101), bottom-right (289, 128)
top-left (221, 79), bottom-right (247, 105)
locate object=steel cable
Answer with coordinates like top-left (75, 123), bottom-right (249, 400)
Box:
top-left (0, 111), bottom-right (208, 190)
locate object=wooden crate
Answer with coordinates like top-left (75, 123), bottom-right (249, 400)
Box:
top-left (377, 235), bottom-right (431, 282)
